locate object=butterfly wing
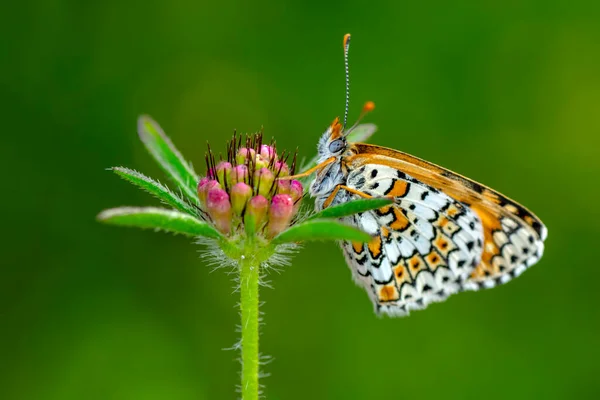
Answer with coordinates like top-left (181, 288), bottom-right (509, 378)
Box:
top-left (340, 164), bottom-right (485, 315)
top-left (339, 144), bottom-right (546, 316)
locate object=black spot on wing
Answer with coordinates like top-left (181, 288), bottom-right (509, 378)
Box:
top-left (438, 201), bottom-right (451, 213)
top-left (355, 255), bottom-right (368, 266)
top-left (355, 176), bottom-right (366, 188)
top-left (472, 184), bottom-right (484, 194)
top-left (531, 220), bottom-right (544, 238)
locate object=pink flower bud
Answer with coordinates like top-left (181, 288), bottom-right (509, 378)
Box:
top-left (244, 195), bottom-right (268, 230)
top-left (215, 161), bottom-right (232, 186)
top-left (275, 179), bottom-right (291, 195)
top-left (254, 156), bottom-right (269, 170)
top-left (236, 148), bottom-right (256, 165)
top-left (254, 167), bottom-right (275, 197)
top-left (230, 182), bottom-right (253, 216)
top-left (231, 164), bottom-right (249, 184)
top-left (267, 194), bottom-right (294, 238)
top-left (197, 177), bottom-right (209, 194)
top-left (274, 161), bottom-right (290, 177)
top-left (289, 180), bottom-right (303, 202)
top-left (260, 145), bottom-right (277, 162)
top-left (289, 180), bottom-right (304, 214)
top-left (198, 179), bottom-right (221, 206)
top-left (206, 188), bottom-right (232, 234)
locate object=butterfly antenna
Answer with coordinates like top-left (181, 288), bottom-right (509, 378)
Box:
top-left (343, 33), bottom-right (351, 130)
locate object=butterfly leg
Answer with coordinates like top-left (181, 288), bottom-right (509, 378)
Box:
top-left (322, 185), bottom-right (374, 209)
top-left (278, 157), bottom-right (336, 180)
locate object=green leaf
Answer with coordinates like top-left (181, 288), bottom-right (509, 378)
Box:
top-left (111, 167), bottom-right (198, 216)
top-left (137, 115), bottom-right (199, 203)
top-left (272, 219), bottom-right (371, 244)
top-left (97, 207), bottom-right (221, 239)
top-left (297, 123), bottom-right (378, 175)
top-left (308, 197), bottom-right (393, 220)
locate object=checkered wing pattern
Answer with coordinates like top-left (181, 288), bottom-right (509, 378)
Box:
top-left (339, 162), bottom-right (545, 317)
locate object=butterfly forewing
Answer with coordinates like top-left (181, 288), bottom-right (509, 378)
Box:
top-left (349, 143), bottom-right (547, 240)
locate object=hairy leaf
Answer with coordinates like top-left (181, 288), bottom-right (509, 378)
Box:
top-left (308, 197), bottom-right (393, 220)
top-left (111, 167), bottom-right (198, 216)
top-left (272, 219), bottom-right (371, 244)
top-left (98, 207), bottom-right (220, 238)
top-left (138, 115), bottom-right (199, 203)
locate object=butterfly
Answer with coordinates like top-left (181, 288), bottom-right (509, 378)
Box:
top-left (288, 34), bottom-right (547, 317)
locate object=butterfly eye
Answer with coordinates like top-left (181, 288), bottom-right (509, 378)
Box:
top-left (328, 139), bottom-right (346, 154)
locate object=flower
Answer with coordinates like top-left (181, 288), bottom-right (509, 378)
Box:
top-left (205, 188), bottom-right (232, 234)
top-left (267, 194), bottom-right (294, 237)
top-left (201, 133), bottom-right (303, 239)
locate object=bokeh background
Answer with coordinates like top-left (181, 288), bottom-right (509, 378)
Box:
top-left (3, 1), bottom-right (600, 399)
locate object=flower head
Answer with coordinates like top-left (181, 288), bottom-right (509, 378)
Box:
top-left (202, 133), bottom-right (302, 239)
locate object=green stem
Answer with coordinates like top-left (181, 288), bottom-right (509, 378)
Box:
top-left (239, 250), bottom-right (260, 400)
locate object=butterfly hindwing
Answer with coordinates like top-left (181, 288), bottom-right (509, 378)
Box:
top-left (340, 164), bottom-right (486, 316)
top-left (336, 146), bottom-right (546, 316)
top-left (462, 205), bottom-right (545, 291)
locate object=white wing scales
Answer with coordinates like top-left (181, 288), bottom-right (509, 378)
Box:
top-left (340, 164), bottom-right (485, 316)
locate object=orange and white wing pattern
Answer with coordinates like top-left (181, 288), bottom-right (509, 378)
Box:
top-left (339, 147), bottom-right (546, 316)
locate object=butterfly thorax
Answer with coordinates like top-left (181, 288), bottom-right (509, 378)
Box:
top-left (310, 159), bottom-right (347, 211)
top-left (309, 118), bottom-right (353, 211)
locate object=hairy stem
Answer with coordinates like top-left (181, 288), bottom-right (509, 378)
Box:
top-left (239, 250), bottom-right (260, 400)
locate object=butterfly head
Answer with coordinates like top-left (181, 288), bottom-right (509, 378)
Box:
top-left (317, 117), bottom-right (347, 161)
top-left (316, 99), bottom-right (375, 162)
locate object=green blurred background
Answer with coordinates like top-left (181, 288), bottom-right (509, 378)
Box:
top-left (2, 1), bottom-right (600, 399)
